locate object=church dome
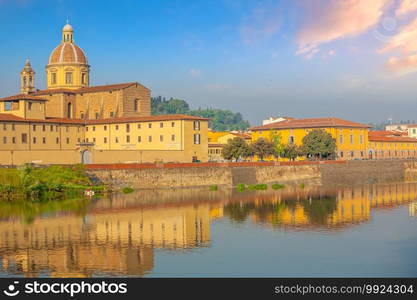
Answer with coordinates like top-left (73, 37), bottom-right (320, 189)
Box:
top-left (63, 23), bottom-right (73, 32)
top-left (48, 42), bottom-right (88, 64)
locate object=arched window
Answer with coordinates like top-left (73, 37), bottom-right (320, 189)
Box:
top-left (67, 102), bottom-right (73, 119)
top-left (134, 99), bottom-right (140, 112)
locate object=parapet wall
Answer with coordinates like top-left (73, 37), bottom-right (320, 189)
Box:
top-left (86, 160), bottom-right (417, 189)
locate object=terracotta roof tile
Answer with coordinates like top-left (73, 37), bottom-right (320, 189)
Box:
top-left (86, 114), bottom-right (209, 124)
top-left (250, 117), bottom-right (370, 131)
top-left (0, 114), bottom-right (84, 124)
top-left (32, 82), bottom-right (149, 96)
top-left (0, 94), bottom-right (48, 101)
top-left (369, 135), bottom-right (417, 142)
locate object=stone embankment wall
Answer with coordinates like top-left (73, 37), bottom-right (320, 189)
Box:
top-left (86, 160), bottom-right (417, 190)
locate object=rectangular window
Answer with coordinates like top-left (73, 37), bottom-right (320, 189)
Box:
top-left (2, 124), bottom-right (6, 130)
top-left (12, 137), bottom-right (16, 144)
top-left (193, 121), bottom-right (200, 130)
top-left (50, 125), bottom-right (53, 132)
top-left (115, 137), bottom-right (119, 143)
top-left (65, 72), bottom-right (73, 84)
top-left (104, 125), bottom-right (107, 131)
top-left (81, 73), bottom-right (86, 85)
top-left (66, 137), bottom-right (70, 144)
top-left (104, 137), bottom-right (107, 143)
top-left (160, 135), bottom-right (163, 142)
top-left (138, 136), bottom-right (141, 142)
top-left (116, 125), bottom-right (119, 130)
top-left (51, 73), bottom-right (57, 84)
top-left (42, 125), bottom-right (46, 132)
top-left (56, 137), bottom-right (59, 144)
top-left (160, 122), bottom-right (163, 128)
top-left (3, 137), bottom-right (6, 144)
top-left (360, 135), bottom-right (363, 144)
top-left (148, 123), bottom-right (152, 128)
top-left (289, 136), bottom-right (295, 144)
top-left (93, 138), bottom-right (96, 143)
top-left (28, 102), bottom-right (32, 111)
top-left (339, 135), bottom-right (343, 144)
top-left (148, 136), bottom-right (152, 142)
top-left (86, 126), bottom-right (89, 132)
top-left (32, 125), bottom-right (36, 131)
top-left (126, 124), bottom-right (130, 133)
top-left (95, 113), bottom-right (99, 119)
top-left (93, 126), bottom-right (96, 132)
top-left (42, 137), bottom-right (46, 144)
top-left (194, 134), bottom-right (201, 144)
top-left (66, 126), bottom-right (69, 132)
top-left (126, 135), bottom-right (130, 143)
top-left (137, 124), bottom-right (141, 129)
top-left (350, 135), bottom-right (353, 144)
top-left (12, 124), bottom-right (15, 131)
top-left (171, 134), bottom-right (175, 141)
top-left (171, 122), bottom-right (175, 127)
top-left (33, 137), bottom-right (37, 144)
top-left (22, 133), bottom-right (27, 144)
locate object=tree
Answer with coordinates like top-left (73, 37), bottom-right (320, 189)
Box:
top-left (270, 131), bottom-right (285, 160)
top-left (282, 144), bottom-right (300, 161)
top-left (151, 96), bottom-right (251, 131)
top-left (151, 97), bottom-right (190, 115)
top-left (222, 137), bottom-right (253, 162)
top-left (300, 130), bottom-right (336, 160)
top-left (251, 138), bottom-right (276, 161)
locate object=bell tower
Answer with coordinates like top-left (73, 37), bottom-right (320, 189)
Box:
top-left (20, 59), bottom-right (35, 94)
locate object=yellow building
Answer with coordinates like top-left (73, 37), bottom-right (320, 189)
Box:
top-left (207, 131), bottom-right (251, 161)
top-left (368, 131), bottom-right (417, 159)
top-left (250, 117), bottom-right (370, 160)
top-left (0, 23), bottom-right (208, 165)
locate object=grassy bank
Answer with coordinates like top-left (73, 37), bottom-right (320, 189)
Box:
top-left (0, 165), bottom-right (109, 201)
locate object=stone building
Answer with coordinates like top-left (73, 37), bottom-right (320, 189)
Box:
top-left (0, 23), bottom-right (208, 165)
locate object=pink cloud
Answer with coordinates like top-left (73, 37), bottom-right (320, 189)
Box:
top-left (297, 0), bottom-right (391, 58)
top-left (380, 15), bottom-right (417, 53)
top-left (386, 54), bottom-right (417, 75)
top-left (396, 0), bottom-right (417, 16)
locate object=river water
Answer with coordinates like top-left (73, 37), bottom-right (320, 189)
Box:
top-left (0, 182), bottom-right (416, 277)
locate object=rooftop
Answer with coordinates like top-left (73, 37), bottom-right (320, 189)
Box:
top-left (0, 113), bottom-right (208, 124)
top-left (0, 94), bottom-right (49, 102)
top-left (251, 117), bottom-right (371, 131)
top-left (31, 82), bottom-right (149, 96)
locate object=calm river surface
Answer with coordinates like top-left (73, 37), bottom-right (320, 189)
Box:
top-left (0, 182), bottom-right (416, 277)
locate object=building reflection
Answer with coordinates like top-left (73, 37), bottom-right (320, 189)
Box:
top-left (0, 182), bottom-right (416, 277)
top-left (223, 183), bottom-right (417, 229)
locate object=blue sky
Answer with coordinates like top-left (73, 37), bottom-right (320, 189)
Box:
top-left (2, 0), bottom-right (417, 125)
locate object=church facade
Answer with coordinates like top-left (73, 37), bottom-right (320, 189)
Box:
top-left (0, 23), bottom-right (208, 165)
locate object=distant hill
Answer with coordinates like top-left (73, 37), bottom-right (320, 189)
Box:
top-left (151, 96), bottom-right (250, 131)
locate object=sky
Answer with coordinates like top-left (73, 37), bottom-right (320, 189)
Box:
top-left (1, 0), bottom-right (417, 126)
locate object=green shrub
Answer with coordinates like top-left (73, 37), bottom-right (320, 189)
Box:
top-left (247, 184), bottom-right (268, 190)
top-left (272, 183), bottom-right (285, 190)
top-left (299, 183), bottom-right (305, 189)
top-left (209, 185), bottom-right (218, 191)
top-left (236, 183), bottom-right (246, 192)
top-left (122, 187), bottom-right (134, 194)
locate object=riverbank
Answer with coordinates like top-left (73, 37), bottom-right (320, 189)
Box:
top-left (0, 165), bottom-right (108, 200)
top-left (85, 159), bottom-right (417, 190)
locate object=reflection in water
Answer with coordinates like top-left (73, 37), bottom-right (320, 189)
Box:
top-left (0, 182), bottom-right (416, 277)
